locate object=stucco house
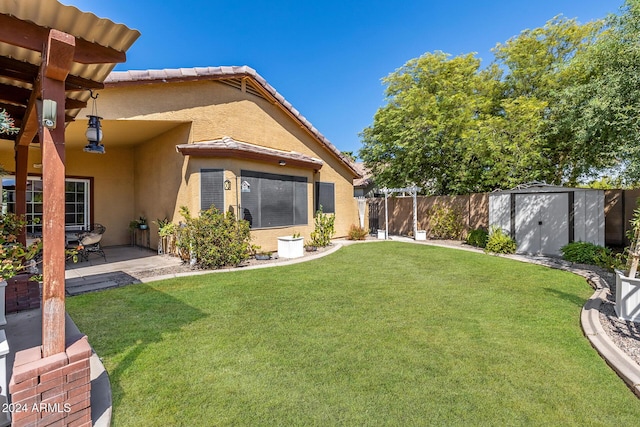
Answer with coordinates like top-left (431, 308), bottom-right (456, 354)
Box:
top-left (0, 65), bottom-right (361, 252)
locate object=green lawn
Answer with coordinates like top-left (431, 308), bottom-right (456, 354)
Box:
top-left (67, 242), bottom-right (640, 426)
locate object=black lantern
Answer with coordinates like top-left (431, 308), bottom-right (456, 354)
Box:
top-left (84, 91), bottom-right (105, 154)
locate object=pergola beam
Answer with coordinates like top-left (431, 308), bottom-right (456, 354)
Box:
top-left (15, 80), bottom-right (40, 147)
top-left (0, 56), bottom-right (106, 91)
top-left (0, 83), bottom-right (89, 109)
top-left (0, 14), bottom-right (126, 64)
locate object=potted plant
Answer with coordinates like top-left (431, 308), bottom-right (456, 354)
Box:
top-left (0, 212), bottom-right (42, 325)
top-left (277, 232), bottom-right (304, 259)
top-left (138, 216), bottom-right (148, 230)
top-left (255, 251), bottom-right (272, 261)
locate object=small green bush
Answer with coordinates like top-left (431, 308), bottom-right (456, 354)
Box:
top-left (176, 206), bottom-right (253, 269)
top-left (560, 241), bottom-right (605, 264)
top-left (309, 206), bottom-right (335, 247)
top-left (485, 227), bottom-right (516, 254)
top-left (428, 205), bottom-right (464, 240)
top-left (466, 228), bottom-right (489, 248)
top-left (560, 241), bottom-right (625, 271)
top-left (347, 224), bottom-right (368, 240)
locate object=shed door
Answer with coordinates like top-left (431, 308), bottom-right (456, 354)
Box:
top-left (515, 193), bottom-right (568, 255)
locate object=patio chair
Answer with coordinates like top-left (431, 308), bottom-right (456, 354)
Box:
top-left (76, 224), bottom-right (107, 262)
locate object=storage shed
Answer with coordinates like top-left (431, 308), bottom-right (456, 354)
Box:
top-left (489, 184), bottom-right (605, 256)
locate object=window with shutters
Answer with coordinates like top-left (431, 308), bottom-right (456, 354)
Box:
top-left (240, 170), bottom-right (308, 228)
top-left (315, 182), bottom-right (335, 214)
top-left (200, 169), bottom-right (224, 211)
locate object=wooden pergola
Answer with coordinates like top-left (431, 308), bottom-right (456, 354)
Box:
top-left (0, 2), bottom-right (139, 357)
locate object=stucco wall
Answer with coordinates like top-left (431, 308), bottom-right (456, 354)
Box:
top-left (0, 77), bottom-right (358, 252)
top-left (65, 146), bottom-right (135, 246)
top-left (97, 79), bottom-right (359, 251)
top-left (0, 142), bottom-right (135, 247)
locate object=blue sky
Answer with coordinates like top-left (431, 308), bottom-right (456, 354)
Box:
top-left (65, 1), bottom-right (622, 158)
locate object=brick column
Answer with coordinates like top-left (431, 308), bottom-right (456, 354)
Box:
top-left (8, 336), bottom-right (92, 427)
top-left (5, 275), bottom-right (40, 315)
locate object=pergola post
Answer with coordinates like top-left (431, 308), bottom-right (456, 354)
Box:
top-left (39, 30), bottom-right (75, 358)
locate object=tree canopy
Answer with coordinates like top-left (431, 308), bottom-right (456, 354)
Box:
top-left (360, 1), bottom-right (640, 194)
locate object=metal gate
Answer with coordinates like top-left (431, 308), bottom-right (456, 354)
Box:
top-left (368, 200), bottom-right (379, 234)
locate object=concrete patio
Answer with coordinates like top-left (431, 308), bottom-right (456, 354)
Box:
top-left (65, 245), bottom-right (184, 295)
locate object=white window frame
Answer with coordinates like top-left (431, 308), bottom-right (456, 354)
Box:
top-left (2, 176), bottom-right (90, 234)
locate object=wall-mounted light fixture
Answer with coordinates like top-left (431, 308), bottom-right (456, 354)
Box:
top-left (84, 91), bottom-right (105, 154)
top-left (224, 179), bottom-right (231, 190)
top-left (279, 160), bottom-right (286, 166)
top-left (41, 99), bottom-right (57, 129)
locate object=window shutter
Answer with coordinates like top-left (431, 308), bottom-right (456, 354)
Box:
top-left (315, 182), bottom-right (335, 214)
top-left (240, 170), bottom-right (308, 228)
top-left (201, 169), bottom-right (224, 211)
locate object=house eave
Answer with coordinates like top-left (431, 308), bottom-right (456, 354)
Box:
top-left (176, 140), bottom-right (324, 172)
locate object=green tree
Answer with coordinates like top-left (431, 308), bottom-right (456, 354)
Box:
top-left (563, 0), bottom-right (640, 185)
top-left (341, 151), bottom-right (357, 162)
top-left (360, 52), bottom-right (503, 194)
top-left (492, 15), bottom-right (604, 185)
top-left (360, 15), bottom-right (610, 194)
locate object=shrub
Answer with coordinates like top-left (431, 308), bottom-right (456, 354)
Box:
top-left (466, 228), bottom-right (489, 248)
top-left (560, 241), bottom-right (625, 271)
top-left (561, 241), bottom-right (604, 265)
top-left (485, 227), bottom-right (516, 254)
top-left (309, 206), bottom-right (335, 247)
top-left (176, 206), bottom-right (253, 269)
top-left (428, 204), bottom-right (464, 240)
top-left (0, 212), bottom-right (42, 279)
top-left (347, 224), bottom-right (368, 240)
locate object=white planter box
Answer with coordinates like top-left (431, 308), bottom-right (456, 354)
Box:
top-left (278, 236), bottom-right (304, 259)
top-left (415, 230), bottom-right (427, 241)
top-left (615, 270), bottom-right (640, 322)
top-left (377, 230), bottom-right (386, 240)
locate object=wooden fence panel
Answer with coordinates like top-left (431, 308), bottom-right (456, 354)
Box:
top-left (366, 190), bottom-right (640, 248)
top-left (367, 193), bottom-right (489, 238)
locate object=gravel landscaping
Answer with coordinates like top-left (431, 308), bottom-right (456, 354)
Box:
top-left (598, 271), bottom-right (640, 366)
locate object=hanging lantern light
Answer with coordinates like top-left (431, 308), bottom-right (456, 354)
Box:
top-left (84, 91), bottom-right (105, 154)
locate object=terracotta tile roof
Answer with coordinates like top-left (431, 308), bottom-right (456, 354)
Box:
top-left (105, 66), bottom-right (361, 178)
top-left (176, 136), bottom-right (324, 171)
top-left (354, 162), bottom-right (374, 188)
